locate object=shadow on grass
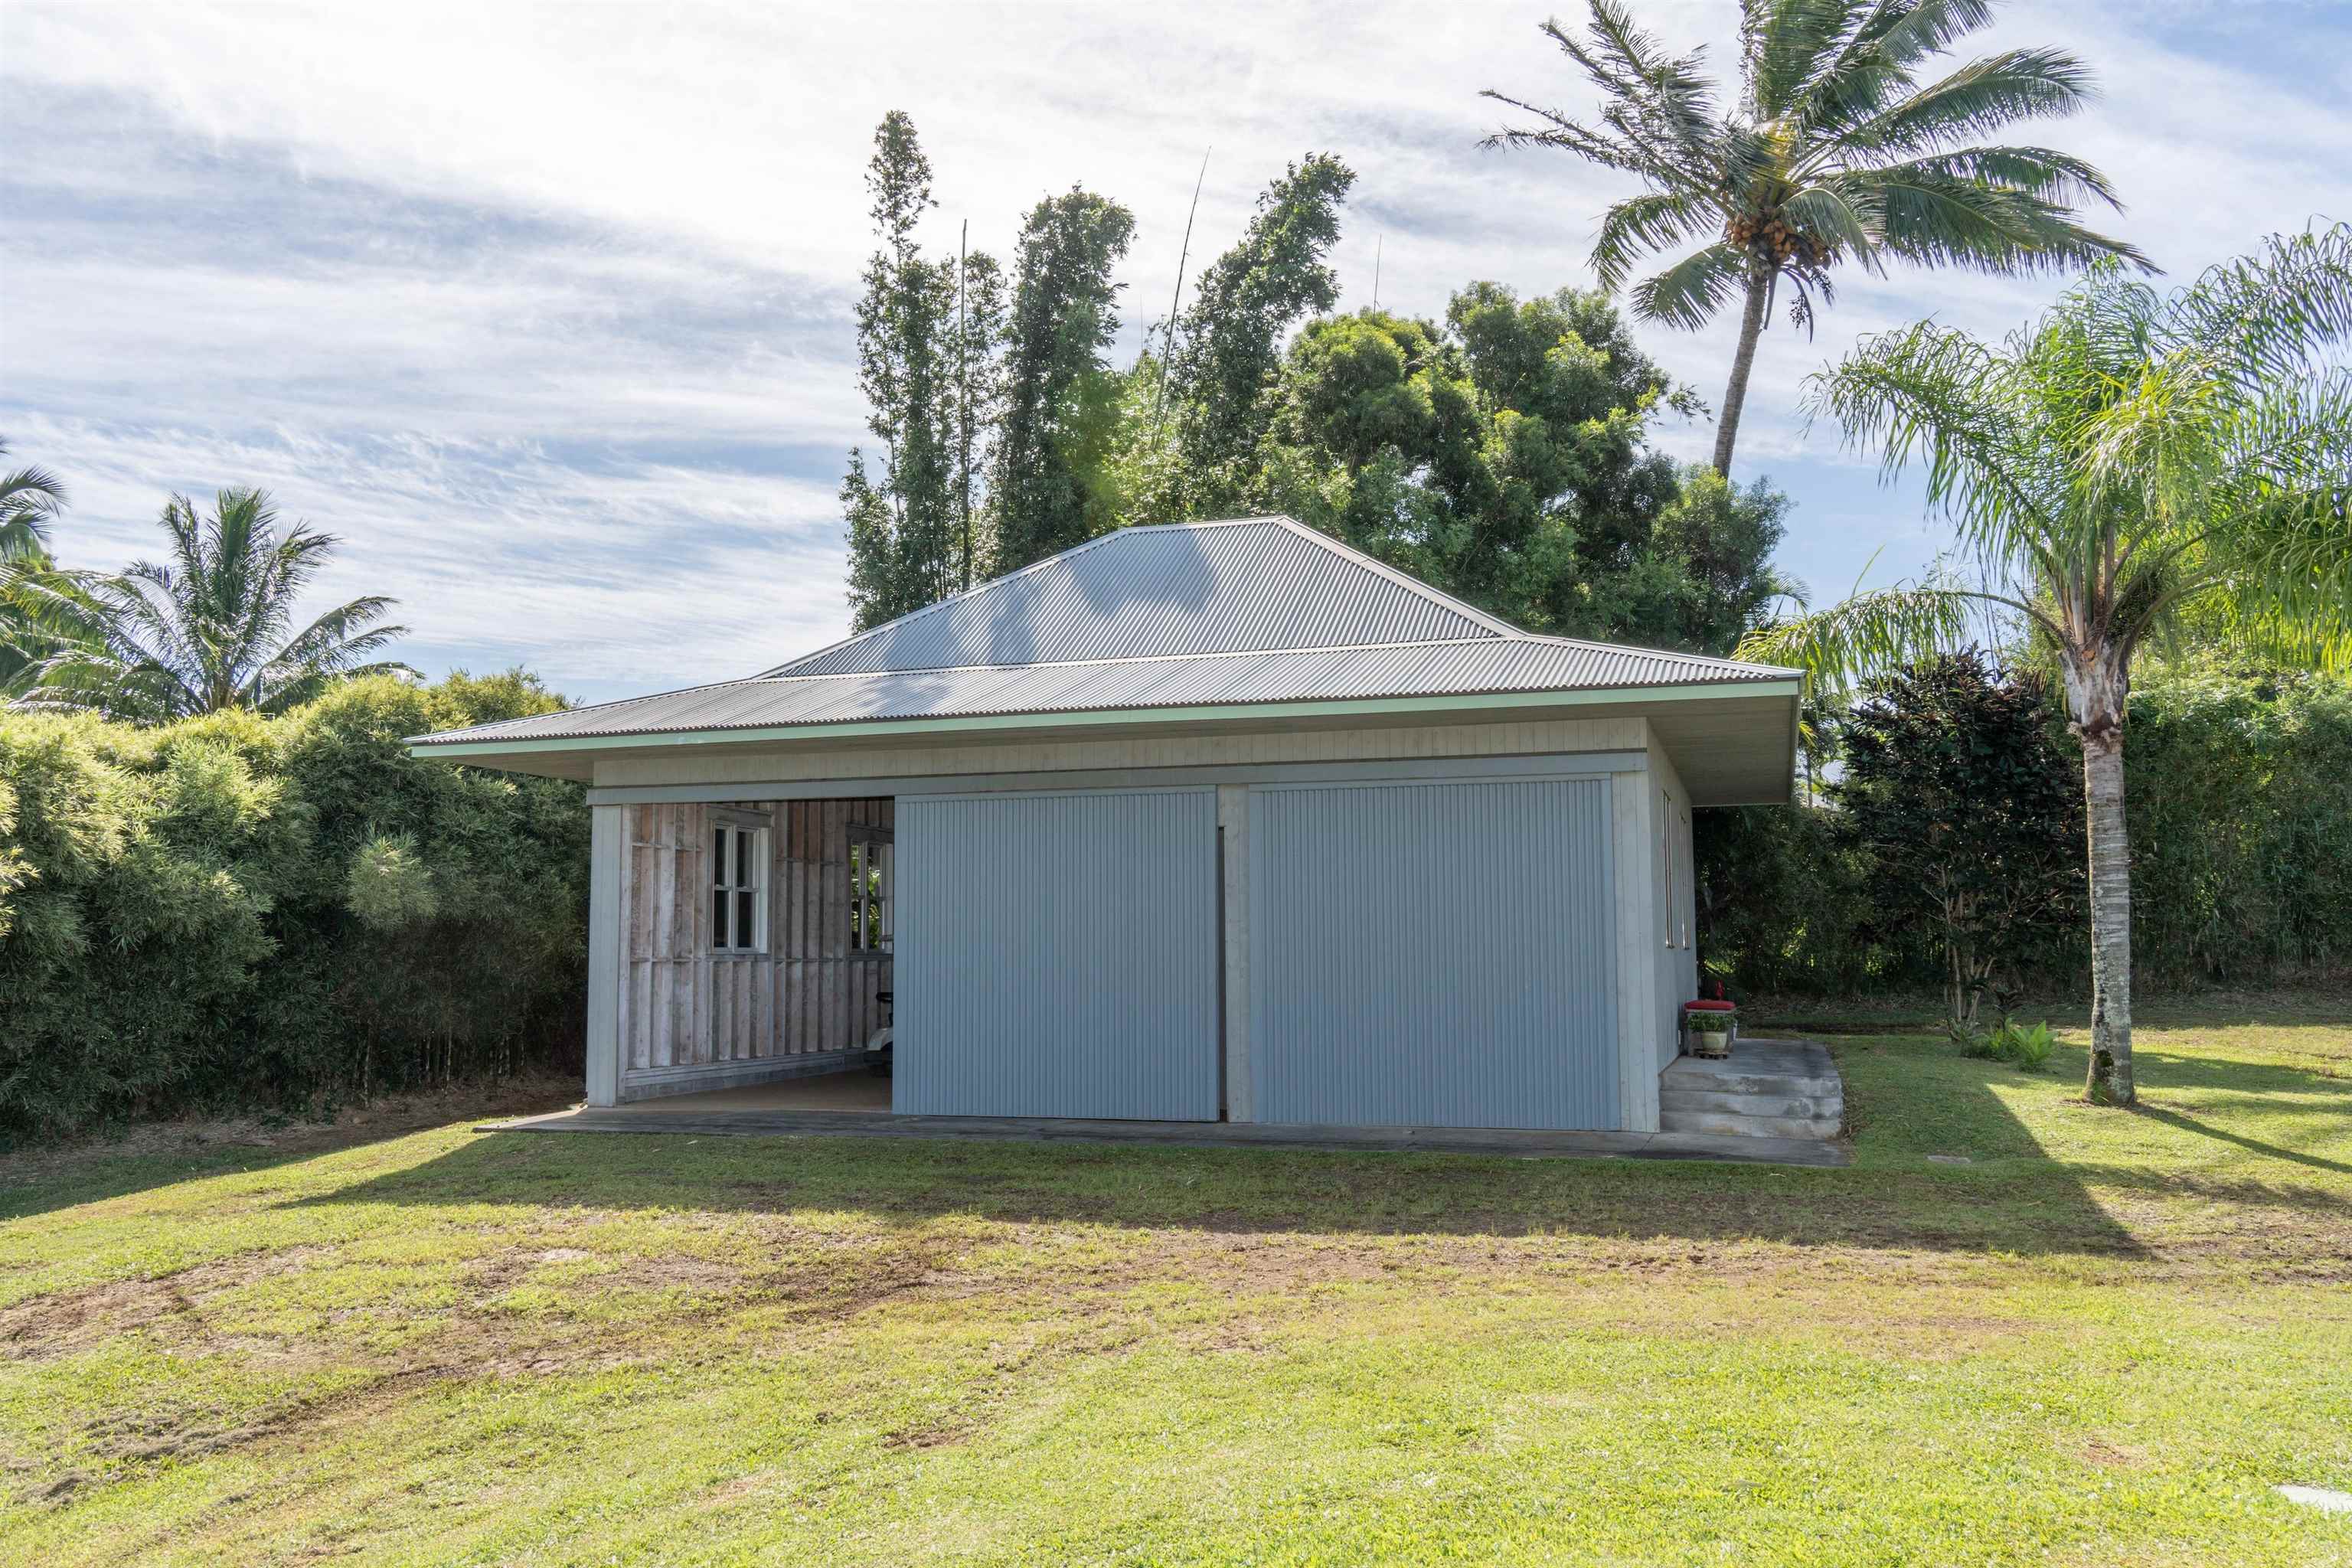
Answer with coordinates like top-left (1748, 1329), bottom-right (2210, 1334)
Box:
top-left (281, 1047), bottom-right (2162, 1260)
top-left (2117, 1048), bottom-right (2352, 1097)
top-left (2136, 1105), bottom-right (2352, 1176)
top-left (0, 1083), bottom-right (580, 1223)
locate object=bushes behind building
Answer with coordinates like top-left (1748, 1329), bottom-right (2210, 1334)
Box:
top-left (1697, 657), bottom-right (2352, 998)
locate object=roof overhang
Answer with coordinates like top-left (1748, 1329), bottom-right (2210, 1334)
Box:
top-left (410, 678), bottom-right (1801, 805)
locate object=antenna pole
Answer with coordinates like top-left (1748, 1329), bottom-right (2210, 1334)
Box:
top-left (1152, 147), bottom-right (1211, 422)
top-left (957, 217), bottom-right (972, 591)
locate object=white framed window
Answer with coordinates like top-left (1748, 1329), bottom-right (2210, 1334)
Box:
top-left (850, 828), bottom-right (893, 952)
top-left (710, 816), bottom-right (769, 953)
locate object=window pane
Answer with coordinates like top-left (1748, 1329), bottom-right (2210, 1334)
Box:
top-left (712, 887), bottom-right (730, 949)
top-left (737, 890), bottom-right (755, 949)
top-left (736, 829), bottom-right (750, 888)
top-left (714, 827), bottom-right (728, 885)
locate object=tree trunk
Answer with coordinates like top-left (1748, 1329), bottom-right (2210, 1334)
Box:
top-left (1711, 267), bottom-right (1772, 476)
top-left (2063, 648), bottom-right (2135, 1106)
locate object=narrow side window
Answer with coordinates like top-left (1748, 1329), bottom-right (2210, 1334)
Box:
top-left (710, 820), bottom-right (768, 953)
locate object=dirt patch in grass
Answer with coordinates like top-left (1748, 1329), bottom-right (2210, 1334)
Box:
top-left (0, 1245), bottom-right (339, 1361)
top-left (2076, 1437), bottom-right (2151, 1469)
top-left (880, 1422), bottom-right (971, 1450)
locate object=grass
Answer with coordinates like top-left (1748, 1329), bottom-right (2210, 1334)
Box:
top-left (2, 1001), bottom-right (2349, 1566)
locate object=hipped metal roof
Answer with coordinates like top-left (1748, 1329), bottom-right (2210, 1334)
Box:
top-left (412, 517), bottom-right (1799, 753)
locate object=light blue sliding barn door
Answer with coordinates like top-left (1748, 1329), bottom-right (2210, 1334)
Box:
top-left (1250, 776), bottom-right (1619, 1130)
top-left (894, 788), bottom-right (1220, 1120)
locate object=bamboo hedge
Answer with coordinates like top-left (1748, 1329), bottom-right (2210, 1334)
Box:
top-left (0, 673), bottom-right (587, 1141)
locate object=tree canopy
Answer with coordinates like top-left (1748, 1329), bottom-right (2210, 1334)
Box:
top-left (1253, 285), bottom-right (1795, 652)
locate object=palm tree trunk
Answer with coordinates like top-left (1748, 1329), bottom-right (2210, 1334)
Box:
top-left (2066, 648), bottom-right (2135, 1106)
top-left (1712, 267), bottom-right (1772, 476)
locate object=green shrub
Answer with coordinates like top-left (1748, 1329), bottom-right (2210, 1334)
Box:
top-left (1956, 1019), bottom-right (2056, 1071)
top-left (1699, 658), bottom-right (2352, 997)
top-left (0, 671), bottom-right (586, 1140)
top-left (2123, 657), bottom-right (2352, 984)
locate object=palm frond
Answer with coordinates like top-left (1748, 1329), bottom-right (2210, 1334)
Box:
top-left (1853, 0), bottom-right (1996, 71)
top-left (2174, 222), bottom-right (2352, 390)
top-left (1629, 243), bottom-right (1753, 332)
top-left (1591, 190), bottom-right (1724, 292)
top-left (1739, 0), bottom-right (1844, 120)
top-left (1834, 47), bottom-right (2098, 155)
top-left (1788, 0), bottom-right (2001, 136)
top-left (0, 450), bottom-right (67, 562)
top-left (1879, 145), bottom-right (2122, 211)
top-left (1479, 93), bottom-right (1651, 175)
top-left (1782, 1), bottom-right (1963, 136)
top-left (1845, 165), bottom-right (2148, 274)
top-left (1485, 6), bottom-right (1729, 193)
top-left (1733, 574), bottom-right (1981, 703)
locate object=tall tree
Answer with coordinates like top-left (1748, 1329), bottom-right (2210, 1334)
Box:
top-left (949, 240), bottom-right (1008, 592)
top-left (18, 488), bottom-right (412, 720)
top-left (1252, 285), bottom-right (1795, 653)
top-left (841, 112), bottom-right (959, 630)
top-left (1741, 227), bottom-right (2352, 1104)
top-left (1154, 154), bottom-right (1355, 518)
top-left (1485, 0), bottom-right (2148, 475)
top-left (991, 189), bottom-right (1138, 572)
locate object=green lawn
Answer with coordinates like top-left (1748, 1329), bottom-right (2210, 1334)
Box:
top-left (4, 1002), bottom-right (2350, 1566)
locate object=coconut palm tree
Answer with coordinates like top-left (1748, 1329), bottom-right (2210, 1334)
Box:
top-left (1484, 0), bottom-right (2151, 475)
top-left (18, 487), bottom-right (413, 720)
top-left (0, 443), bottom-right (73, 694)
top-left (0, 443), bottom-right (64, 563)
top-left (1739, 226), bottom-right (2352, 1106)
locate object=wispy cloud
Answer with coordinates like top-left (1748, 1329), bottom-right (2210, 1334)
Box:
top-left (5, 0), bottom-right (2347, 699)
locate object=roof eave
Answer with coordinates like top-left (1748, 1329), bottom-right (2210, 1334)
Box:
top-left (408, 678), bottom-right (1802, 762)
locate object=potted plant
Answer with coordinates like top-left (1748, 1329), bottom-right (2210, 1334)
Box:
top-left (1681, 1001), bottom-right (1736, 1059)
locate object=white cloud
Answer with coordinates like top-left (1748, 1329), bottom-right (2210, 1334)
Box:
top-left (5, 0), bottom-right (2347, 694)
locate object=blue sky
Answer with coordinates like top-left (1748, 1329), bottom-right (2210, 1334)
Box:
top-left (5, 1), bottom-right (2350, 704)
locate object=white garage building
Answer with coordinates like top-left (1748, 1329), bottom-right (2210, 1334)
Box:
top-left (411, 517), bottom-right (1799, 1133)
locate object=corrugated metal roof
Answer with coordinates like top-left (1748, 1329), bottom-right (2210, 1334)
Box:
top-left (413, 515), bottom-right (1798, 751)
top-left (763, 517), bottom-right (1517, 676)
top-left (416, 635), bottom-right (1796, 747)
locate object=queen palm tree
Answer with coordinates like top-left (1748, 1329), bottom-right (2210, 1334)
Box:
top-left (1484, 0), bottom-right (2151, 475)
top-left (1739, 226), bottom-right (2352, 1106)
top-left (18, 487), bottom-right (413, 720)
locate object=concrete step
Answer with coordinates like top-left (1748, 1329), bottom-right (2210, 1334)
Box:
top-left (1658, 1086), bottom-right (1844, 1122)
top-left (1658, 1108), bottom-right (1843, 1141)
top-left (1664, 1068), bottom-right (1843, 1098)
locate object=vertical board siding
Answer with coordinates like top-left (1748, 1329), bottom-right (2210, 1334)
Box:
top-left (1249, 776), bottom-right (1619, 1131)
top-left (894, 789), bottom-right (1220, 1121)
top-left (617, 797), bottom-right (893, 1088)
